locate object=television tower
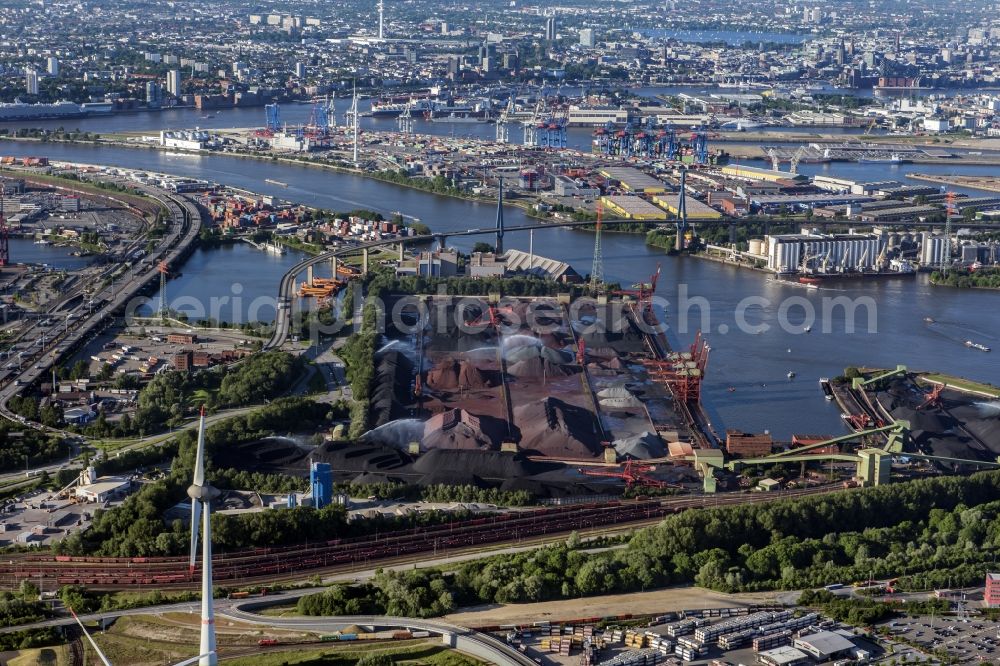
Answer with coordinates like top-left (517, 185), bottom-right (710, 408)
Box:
top-left (590, 202), bottom-right (603, 292)
top-left (377, 0), bottom-right (384, 40)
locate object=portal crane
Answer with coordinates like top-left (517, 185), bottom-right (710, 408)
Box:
top-left (612, 264), bottom-right (661, 313)
top-left (917, 383), bottom-right (945, 411)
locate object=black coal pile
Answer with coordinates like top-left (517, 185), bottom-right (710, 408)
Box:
top-left (371, 350), bottom-right (414, 428)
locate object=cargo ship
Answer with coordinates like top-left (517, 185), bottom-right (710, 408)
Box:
top-left (819, 378), bottom-right (834, 400)
top-left (0, 100), bottom-right (85, 121)
top-left (370, 98), bottom-right (436, 117)
top-left (857, 154), bottom-right (902, 164)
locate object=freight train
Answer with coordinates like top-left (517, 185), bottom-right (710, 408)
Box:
top-left (2, 487), bottom-right (835, 590)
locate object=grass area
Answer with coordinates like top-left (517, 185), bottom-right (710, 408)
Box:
top-left (8, 645), bottom-right (72, 666)
top-left (919, 372), bottom-right (1000, 398)
top-left (83, 615), bottom-right (483, 666)
top-left (225, 641), bottom-right (486, 666)
top-left (257, 604), bottom-right (301, 617)
top-left (85, 614), bottom-right (274, 665)
top-left (188, 388), bottom-right (217, 407)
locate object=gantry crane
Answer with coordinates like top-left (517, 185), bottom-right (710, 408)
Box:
top-left (578, 459), bottom-right (679, 489)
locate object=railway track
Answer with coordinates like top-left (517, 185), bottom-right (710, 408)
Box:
top-left (1, 486), bottom-right (838, 591)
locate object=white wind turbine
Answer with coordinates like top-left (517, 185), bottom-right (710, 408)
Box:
top-left (188, 406), bottom-right (220, 666)
top-left (69, 407), bottom-right (219, 666)
top-left (69, 408), bottom-right (218, 665)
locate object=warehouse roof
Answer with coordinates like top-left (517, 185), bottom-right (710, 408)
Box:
top-left (750, 193), bottom-right (874, 205)
top-left (652, 194), bottom-right (722, 218)
top-left (502, 249), bottom-right (579, 281)
top-left (758, 646), bottom-right (809, 666)
top-left (794, 630), bottom-right (856, 657)
top-left (598, 167), bottom-right (666, 193)
top-left (601, 195), bottom-right (668, 219)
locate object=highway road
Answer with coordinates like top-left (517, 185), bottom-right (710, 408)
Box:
top-left (0, 181), bottom-right (203, 472)
top-left (0, 584), bottom-right (534, 665)
top-left (222, 607), bottom-right (536, 666)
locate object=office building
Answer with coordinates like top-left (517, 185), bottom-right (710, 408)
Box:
top-left (295, 62), bottom-right (306, 78)
top-left (579, 28), bottom-right (595, 47)
top-left (310, 462), bottom-right (333, 509)
top-left (25, 68), bottom-right (38, 95)
top-left (46, 57), bottom-right (59, 76)
top-left (166, 69), bottom-right (181, 97)
top-left (986, 573), bottom-right (1000, 607)
top-left (145, 81), bottom-right (162, 108)
top-left (545, 16), bottom-right (557, 41)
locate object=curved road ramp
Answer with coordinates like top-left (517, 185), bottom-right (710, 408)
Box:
top-left (228, 599), bottom-right (536, 666)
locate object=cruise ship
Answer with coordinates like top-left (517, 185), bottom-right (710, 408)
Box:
top-left (0, 100), bottom-right (85, 121)
top-left (369, 98), bottom-right (436, 117)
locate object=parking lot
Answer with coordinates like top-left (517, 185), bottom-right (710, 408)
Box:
top-left (0, 487), bottom-right (97, 547)
top-left (883, 615), bottom-right (1000, 662)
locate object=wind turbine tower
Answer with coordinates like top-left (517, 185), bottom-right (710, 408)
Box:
top-left (188, 408), bottom-right (220, 666)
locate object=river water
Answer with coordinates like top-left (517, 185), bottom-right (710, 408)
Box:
top-left (3, 141), bottom-right (998, 440)
top-left (0, 87), bottom-right (889, 153)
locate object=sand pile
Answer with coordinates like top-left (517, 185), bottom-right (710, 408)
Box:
top-left (600, 395), bottom-right (643, 409)
top-left (505, 344), bottom-right (571, 365)
top-left (597, 386), bottom-right (633, 399)
top-left (426, 359), bottom-right (491, 391)
top-left (613, 432), bottom-right (666, 459)
top-left (507, 356), bottom-right (576, 379)
top-left (515, 397), bottom-right (602, 458)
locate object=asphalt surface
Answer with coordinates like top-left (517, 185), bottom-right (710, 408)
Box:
top-left (0, 184), bottom-right (202, 431)
top-left (3, 582), bottom-right (534, 666)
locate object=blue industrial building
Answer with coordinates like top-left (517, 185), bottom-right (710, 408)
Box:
top-left (310, 462), bottom-right (333, 509)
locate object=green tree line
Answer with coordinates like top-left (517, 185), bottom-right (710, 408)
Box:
top-left (298, 471), bottom-right (1000, 617)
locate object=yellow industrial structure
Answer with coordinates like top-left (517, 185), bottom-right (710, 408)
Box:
top-left (600, 195), bottom-right (668, 220)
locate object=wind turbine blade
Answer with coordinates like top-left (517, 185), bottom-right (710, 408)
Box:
top-left (172, 651), bottom-right (216, 666)
top-left (189, 497), bottom-right (201, 571)
top-left (193, 407), bottom-right (206, 487)
top-left (69, 607), bottom-right (113, 666)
